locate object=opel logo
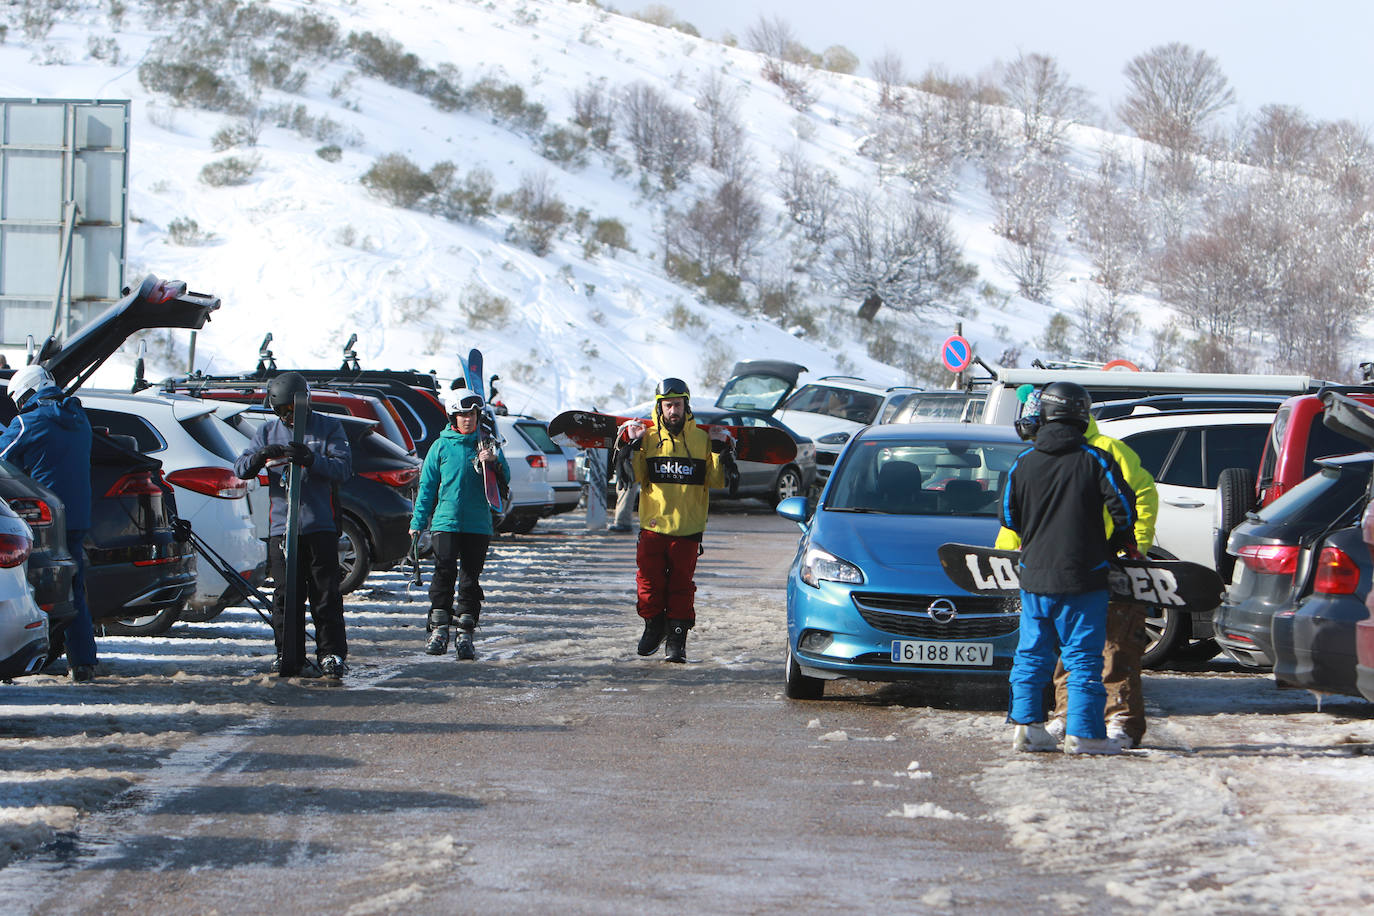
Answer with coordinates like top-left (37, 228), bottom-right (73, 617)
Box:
top-left (927, 599), bottom-right (958, 624)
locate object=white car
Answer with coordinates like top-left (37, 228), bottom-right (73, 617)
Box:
top-left (0, 499), bottom-right (48, 679)
top-left (495, 414), bottom-right (555, 534)
top-left (771, 377), bottom-right (919, 485)
top-left (78, 390), bottom-right (262, 630)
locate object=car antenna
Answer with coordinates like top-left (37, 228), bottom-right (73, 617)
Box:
top-left (256, 333), bottom-right (276, 374)
top-left (131, 340), bottom-right (152, 393)
top-left (340, 333), bottom-right (360, 372)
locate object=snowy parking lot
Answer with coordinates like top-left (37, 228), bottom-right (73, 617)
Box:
top-left (0, 511), bottom-right (1372, 912)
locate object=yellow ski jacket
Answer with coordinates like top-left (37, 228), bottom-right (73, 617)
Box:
top-left (996, 417), bottom-right (1159, 553)
top-left (631, 415), bottom-right (725, 538)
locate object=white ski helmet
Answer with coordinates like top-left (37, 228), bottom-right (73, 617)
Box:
top-left (6, 364), bottom-right (55, 410)
top-left (446, 389), bottom-right (484, 416)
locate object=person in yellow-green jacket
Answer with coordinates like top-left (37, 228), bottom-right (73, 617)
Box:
top-left (618, 378), bottom-right (732, 663)
top-left (996, 387), bottom-right (1159, 748)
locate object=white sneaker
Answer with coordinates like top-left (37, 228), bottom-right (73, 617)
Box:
top-left (1106, 722), bottom-right (1138, 749)
top-left (1045, 718), bottom-right (1065, 741)
top-left (1012, 723), bottom-right (1060, 752)
top-left (1064, 735), bottom-right (1122, 756)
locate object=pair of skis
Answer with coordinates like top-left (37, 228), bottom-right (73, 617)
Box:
top-left (462, 349), bottom-right (507, 514)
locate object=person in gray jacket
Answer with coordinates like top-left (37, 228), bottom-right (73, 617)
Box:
top-left (235, 373), bottom-right (352, 677)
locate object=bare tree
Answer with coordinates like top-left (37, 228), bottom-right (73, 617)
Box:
top-left (776, 147), bottom-right (839, 245)
top-left (1073, 149), bottom-right (1149, 297)
top-left (1313, 119), bottom-right (1374, 206)
top-left (830, 190), bottom-right (977, 321)
top-left (869, 50), bottom-right (906, 111)
top-left (664, 174), bottom-right (764, 276)
top-left (988, 155), bottom-right (1066, 301)
top-left (619, 82), bottom-right (701, 190)
top-left (745, 15), bottom-right (814, 110)
top-left (695, 73), bottom-right (748, 178)
top-left (1247, 104), bottom-right (1318, 173)
top-left (1072, 286), bottom-right (1138, 362)
top-left (1119, 43), bottom-right (1235, 158)
top-left (1000, 52), bottom-right (1090, 154)
top-left (571, 80), bottom-right (616, 149)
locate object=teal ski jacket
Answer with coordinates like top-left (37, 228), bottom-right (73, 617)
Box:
top-left (411, 427), bottom-right (511, 535)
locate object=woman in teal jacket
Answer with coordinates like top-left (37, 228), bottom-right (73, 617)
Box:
top-left (410, 392), bottom-right (510, 660)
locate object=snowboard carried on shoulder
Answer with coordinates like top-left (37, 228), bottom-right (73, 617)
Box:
top-left (548, 409), bottom-right (798, 465)
top-left (937, 543), bottom-right (1226, 613)
top-left (464, 348), bottom-right (507, 514)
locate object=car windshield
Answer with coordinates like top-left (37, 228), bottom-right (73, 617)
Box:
top-left (826, 438), bottom-right (1023, 516)
top-left (782, 385), bottom-right (882, 424)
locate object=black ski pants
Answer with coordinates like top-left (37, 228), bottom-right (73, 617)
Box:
top-left (428, 531), bottom-right (491, 628)
top-left (269, 530), bottom-right (347, 669)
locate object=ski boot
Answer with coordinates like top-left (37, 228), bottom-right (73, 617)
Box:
top-left (318, 655), bottom-right (348, 678)
top-left (664, 620), bottom-right (689, 663)
top-left (426, 626), bottom-right (450, 656)
top-left (637, 613), bottom-right (667, 656)
top-left (455, 614), bottom-right (477, 661)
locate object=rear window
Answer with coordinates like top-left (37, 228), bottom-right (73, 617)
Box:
top-left (85, 409), bottom-right (164, 453)
top-left (181, 413), bottom-right (241, 463)
top-left (718, 374), bottom-right (793, 413)
top-left (1302, 420), bottom-right (1366, 479)
top-left (1258, 462), bottom-right (1369, 528)
top-left (514, 422), bottom-right (561, 454)
top-left (782, 385), bottom-right (882, 424)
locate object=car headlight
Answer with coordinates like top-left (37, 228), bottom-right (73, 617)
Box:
top-left (800, 544), bottom-right (864, 587)
top-left (817, 432), bottom-right (851, 445)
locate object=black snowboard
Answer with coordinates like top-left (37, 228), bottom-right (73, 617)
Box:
top-left (937, 543), bottom-right (1226, 613)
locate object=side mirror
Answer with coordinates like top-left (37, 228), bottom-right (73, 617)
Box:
top-left (776, 496), bottom-right (813, 525)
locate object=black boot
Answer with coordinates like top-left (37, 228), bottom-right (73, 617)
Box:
top-left (425, 626), bottom-right (450, 655)
top-left (455, 613), bottom-right (477, 661)
top-left (637, 613), bottom-right (667, 656)
top-left (664, 620), bottom-right (689, 663)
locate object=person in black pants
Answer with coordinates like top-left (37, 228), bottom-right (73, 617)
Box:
top-left (235, 373), bottom-right (353, 677)
top-left (410, 391), bottom-right (510, 660)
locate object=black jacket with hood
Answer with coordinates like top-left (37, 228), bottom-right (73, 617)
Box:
top-left (1000, 420), bottom-right (1137, 595)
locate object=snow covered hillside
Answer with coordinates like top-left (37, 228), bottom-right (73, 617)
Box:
top-left (1, 0), bottom-right (1367, 414)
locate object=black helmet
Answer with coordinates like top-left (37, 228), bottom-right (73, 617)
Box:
top-left (654, 377), bottom-right (690, 401)
top-left (1038, 381), bottom-right (1091, 429)
top-left (266, 371), bottom-right (310, 414)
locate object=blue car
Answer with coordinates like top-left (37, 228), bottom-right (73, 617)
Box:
top-left (777, 423), bottom-right (1027, 699)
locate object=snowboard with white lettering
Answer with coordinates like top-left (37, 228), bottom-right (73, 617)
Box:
top-left (936, 543), bottom-right (1225, 613)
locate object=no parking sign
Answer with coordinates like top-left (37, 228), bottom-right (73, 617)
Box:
top-left (941, 335), bottom-right (972, 373)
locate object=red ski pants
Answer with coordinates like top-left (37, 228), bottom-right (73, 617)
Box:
top-left (636, 529), bottom-right (700, 623)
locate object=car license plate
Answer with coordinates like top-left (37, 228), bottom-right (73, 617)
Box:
top-left (890, 640), bottom-right (993, 666)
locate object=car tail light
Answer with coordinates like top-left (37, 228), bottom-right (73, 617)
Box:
top-left (0, 531), bottom-right (32, 567)
top-left (566, 459), bottom-right (577, 482)
top-left (7, 497), bottom-right (53, 527)
top-left (1314, 546), bottom-right (1361, 595)
top-left (104, 471), bottom-right (163, 498)
top-left (133, 554), bottom-right (182, 567)
top-left (1236, 544), bottom-right (1300, 575)
top-left (360, 468), bottom-right (419, 488)
top-left (526, 454), bottom-right (547, 469)
top-left (165, 467), bottom-right (249, 499)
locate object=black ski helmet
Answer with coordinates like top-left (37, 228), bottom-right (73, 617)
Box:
top-left (654, 377), bottom-right (690, 402)
top-left (1038, 381), bottom-right (1091, 429)
top-left (266, 371), bottom-right (310, 415)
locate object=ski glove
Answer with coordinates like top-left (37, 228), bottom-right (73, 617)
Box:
top-left (286, 442), bottom-right (314, 467)
top-left (721, 451), bottom-right (740, 498)
top-left (241, 443), bottom-right (288, 477)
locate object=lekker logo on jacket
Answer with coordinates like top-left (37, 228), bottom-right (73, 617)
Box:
top-left (647, 456), bottom-right (706, 485)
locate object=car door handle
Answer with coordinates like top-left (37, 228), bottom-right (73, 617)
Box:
top-left (1164, 497), bottom-right (1205, 508)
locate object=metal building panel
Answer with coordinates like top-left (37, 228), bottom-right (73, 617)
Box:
top-left (70, 226), bottom-right (121, 299)
top-left (0, 300), bottom-right (53, 344)
top-left (2, 150), bottom-right (62, 220)
top-left (74, 151), bottom-right (123, 224)
top-left (1, 225), bottom-right (58, 296)
top-left (5, 103), bottom-right (64, 146)
top-left (74, 104), bottom-right (125, 149)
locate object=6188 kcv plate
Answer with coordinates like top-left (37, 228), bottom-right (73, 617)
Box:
top-left (890, 640), bottom-right (993, 666)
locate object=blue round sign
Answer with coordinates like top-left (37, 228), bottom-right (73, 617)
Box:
top-left (941, 335), bottom-right (972, 372)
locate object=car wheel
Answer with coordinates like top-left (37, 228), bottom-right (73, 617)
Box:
top-left (508, 515), bottom-right (539, 534)
top-left (770, 466), bottom-right (804, 507)
top-left (338, 515), bottom-right (372, 594)
top-left (1213, 467), bottom-right (1256, 582)
top-left (1141, 604), bottom-right (1189, 668)
top-left (784, 645), bottom-right (825, 700)
top-left (100, 605), bottom-right (182, 637)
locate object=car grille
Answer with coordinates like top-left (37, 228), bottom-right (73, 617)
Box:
top-left (852, 592), bottom-right (1019, 639)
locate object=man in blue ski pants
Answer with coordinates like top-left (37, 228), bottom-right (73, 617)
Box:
top-left (1000, 381), bottom-right (1138, 756)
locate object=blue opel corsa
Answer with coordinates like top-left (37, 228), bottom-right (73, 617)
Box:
top-left (777, 423), bottom-right (1028, 699)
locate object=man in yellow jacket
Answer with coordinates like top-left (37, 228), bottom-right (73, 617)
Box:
top-left (621, 378), bottom-right (731, 662)
top-left (997, 393), bottom-right (1159, 748)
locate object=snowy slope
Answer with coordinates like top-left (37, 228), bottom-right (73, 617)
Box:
top-left (0, 0), bottom-right (1265, 414)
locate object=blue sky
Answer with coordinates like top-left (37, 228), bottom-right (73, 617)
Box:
top-left (675, 0), bottom-right (1372, 127)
